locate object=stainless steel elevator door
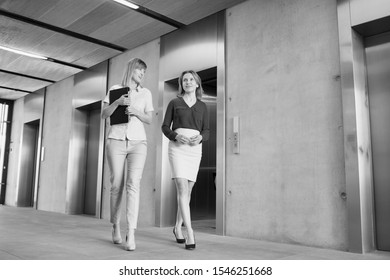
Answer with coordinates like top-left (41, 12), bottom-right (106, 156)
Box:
top-left (164, 68), bottom-right (217, 224)
top-left (83, 108), bottom-right (101, 215)
top-left (366, 32), bottom-right (390, 251)
top-left (19, 121), bottom-right (39, 207)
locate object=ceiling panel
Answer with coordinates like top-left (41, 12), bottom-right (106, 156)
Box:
top-left (0, 17), bottom-right (54, 56)
top-left (73, 47), bottom-right (120, 67)
top-left (115, 22), bottom-right (174, 49)
top-left (0, 0), bottom-right (63, 19)
top-left (0, 71), bottom-right (52, 91)
top-left (0, 0), bottom-right (104, 26)
top-left (65, 1), bottom-right (129, 35)
top-left (127, 0), bottom-right (152, 5)
top-left (0, 17), bottom-right (121, 67)
top-left (89, 10), bottom-right (175, 48)
top-left (138, 0), bottom-right (247, 25)
top-left (46, 40), bottom-right (121, 67)
top-left (29, 33), bottom-right (119, 64)
top-left (0, 0), bottom-right (246, 100)
top-left (37, 0), bottom-right (107, 27)
top-left (1, 51), bottom-right (82, 81)
top-left (0, 87), bottom-right (29, 100)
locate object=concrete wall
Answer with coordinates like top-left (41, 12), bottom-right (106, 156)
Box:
top-left (38, 77), bottom-right (73, 213)
top-left (225, 0), bottom-right (347, 250)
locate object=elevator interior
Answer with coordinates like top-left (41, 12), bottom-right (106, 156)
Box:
top-left (365, 31), bottom-right (390, 251)
top-left (164, 68), bottom-right (217, 226)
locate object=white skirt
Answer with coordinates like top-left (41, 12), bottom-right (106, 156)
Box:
top-left (168, 128), bottom-right (202, 182)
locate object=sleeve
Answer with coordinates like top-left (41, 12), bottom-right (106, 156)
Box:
top-left (144, 89), bottom-right (154, 112)
top-left (103, 91), bottom-right (110, 104)
top-left (103, 85), bottom-right (121, 104)
top-left (161, 100), bottom-right (178, 141)
top-left (200, 103), bottom-right (210, 142)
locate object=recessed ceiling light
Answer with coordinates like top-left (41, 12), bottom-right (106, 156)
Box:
top-left (113, 0), bottom-right (139, 9)
top-left (0, 45), bottom-right (47, 60)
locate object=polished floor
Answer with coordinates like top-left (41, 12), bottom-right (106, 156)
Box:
top-left (1, 205), bottom-right (390, 260)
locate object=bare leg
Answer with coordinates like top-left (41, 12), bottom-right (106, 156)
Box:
top-left (175, 181), bottom-right (195, 239)
top-left (174, 178), bottom-right (195, 245)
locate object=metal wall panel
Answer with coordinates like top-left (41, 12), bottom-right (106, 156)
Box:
top-left (66, 62), bottom-right (107, 215)
top-left (66, 108), bottom-right (88, 214)
top-left (366, 32), bottom-right (390, 251)
top-left (23, 89), bottom-right (45, 123)
top-left (350, 0), bottom-right (390, 26)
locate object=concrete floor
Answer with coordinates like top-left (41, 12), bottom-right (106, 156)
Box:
top-left (1, 205), bottom-right (390, 260)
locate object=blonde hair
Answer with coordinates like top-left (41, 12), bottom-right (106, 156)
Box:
top-left (121, 58), bottom-right (147, 87)
top-left (177, 70), bottom-right (204, 100)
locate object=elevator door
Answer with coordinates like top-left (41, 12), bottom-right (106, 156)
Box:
top-left (83, 108), bottom-right (101, 216)
top-left (366, 32), bottom-right (390, 251)
top-left (0, 101), bottom-right (12, 204)
top-left (163, 67), bottom-right (217, 230)
top-left (191, 73), bottom-right (217, 222)
top-left (19, 121), bottom-right (39, 207)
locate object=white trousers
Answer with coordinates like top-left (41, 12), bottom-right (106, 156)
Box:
top-left (106, 139), bottom-right (147, 230)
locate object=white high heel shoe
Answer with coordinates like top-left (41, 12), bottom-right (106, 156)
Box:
top-left (125, 231), bottom-right (136, 251)
top-left (112, 225), bottom-right (122, 244)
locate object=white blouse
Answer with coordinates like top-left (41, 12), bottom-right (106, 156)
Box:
top-left (103, 85), bottom-right (154, 141)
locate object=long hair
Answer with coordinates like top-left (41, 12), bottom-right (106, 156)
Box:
top-left (177, 70), bottom-right (204, 100)
top-left (121, 58), bottom-right (147, 87)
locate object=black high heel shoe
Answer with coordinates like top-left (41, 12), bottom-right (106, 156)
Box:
top-left (173, 227), bottom-right (185, 244)
top-left (185, 233), bottom-right (196, 250)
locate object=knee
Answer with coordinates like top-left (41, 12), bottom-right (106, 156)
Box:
top-left (126, 178), bottom-right (141, 192)
top-left (176, 184), bottom-right (188, 197)
top-left (111, 177), bottom-right (122, 185)
top-left (110, 178), bottom-right (123, 193)
top-left (110, 185), bottom-right (121, 194)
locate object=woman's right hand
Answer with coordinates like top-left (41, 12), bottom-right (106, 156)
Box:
top-left (175, 134), bottom-right (190, 144)
top-left (115, 94), bottom-right (130, 106)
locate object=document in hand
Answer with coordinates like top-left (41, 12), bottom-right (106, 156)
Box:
top-left (109, 87), bottom-right (129, 125)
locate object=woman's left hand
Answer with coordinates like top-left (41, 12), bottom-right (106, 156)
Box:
top-left (189, 135), bottom-right (202, 145)
top-left (126, 106), bottom-right (140, 117)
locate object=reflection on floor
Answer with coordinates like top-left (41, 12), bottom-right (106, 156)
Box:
top-left (191, 208), bottom-right (216, 235)
top-left (192, 219), bottom-right (216, 235)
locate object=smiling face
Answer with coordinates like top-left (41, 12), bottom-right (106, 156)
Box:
top-left (182, 73), bottom-right (198, 93)
top-left (131, 67), bottom-right (146, 84)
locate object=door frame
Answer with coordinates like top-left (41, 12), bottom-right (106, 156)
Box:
top-left (336, 0), bottom-right (390, 253)
top-left (154, 12), bottom-right (226, 235)
top-left (215, 12), bottom-right (226, 235)
top-left (0, 99), bottom-right (13, 205)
